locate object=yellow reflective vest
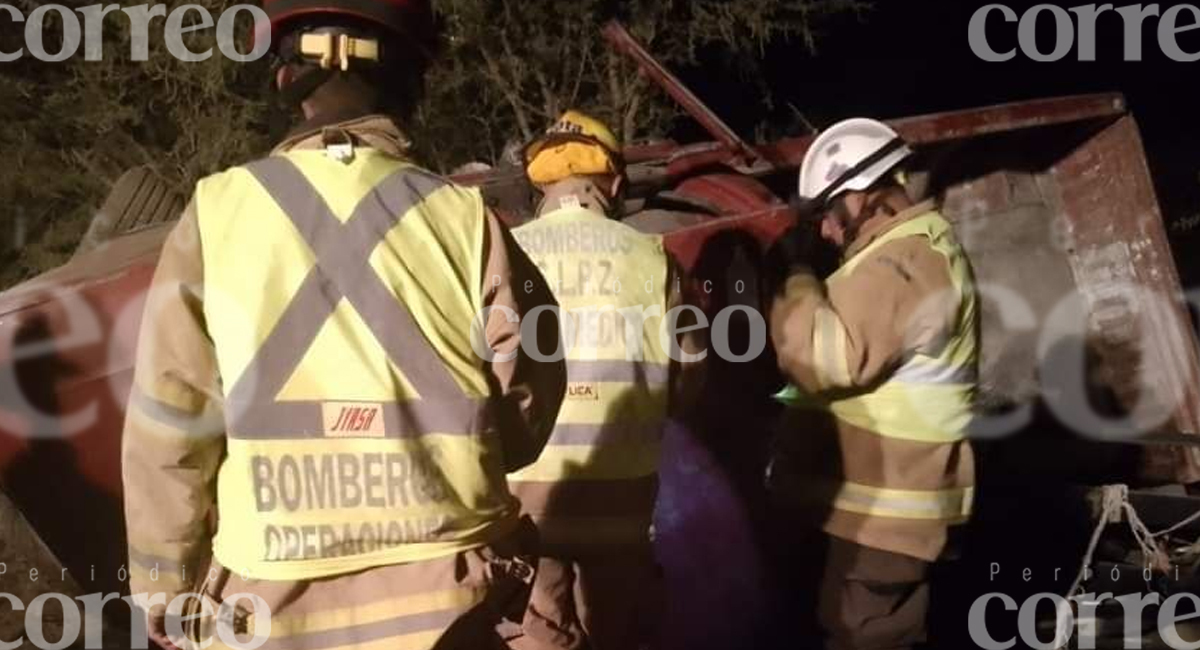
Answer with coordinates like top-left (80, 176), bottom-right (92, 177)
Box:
top-left (195, 149), bottom-right (514, 580)
top-left (509, 205), bottom-right (671, 548)
top-left (777, 210), bottom-right (979, 547)
top-left (826, 212), bottom-right (978, 448)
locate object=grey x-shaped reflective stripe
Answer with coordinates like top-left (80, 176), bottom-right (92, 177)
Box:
top-left (225, 156), bottom-right (484, 439)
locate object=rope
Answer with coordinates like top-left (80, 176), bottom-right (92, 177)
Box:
top-left (1120, 491), bottom-right (1169, 573)
top-left (1058, 486), bottom-right (1169, 647)
top-left (1064, 485), bottom-right (1170, 601)
top-left (1153, 506), bottom-right (1200, 539)
top-left (1065, 485), bottom-right (1121, 600)
top-left (1158, 509), bottom-right (1200, 562)
top-left (1148, 491), bottom-right (1200, 563)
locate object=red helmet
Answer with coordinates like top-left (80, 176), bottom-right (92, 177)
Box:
top-left (255, 0), bottom-right (434, 53)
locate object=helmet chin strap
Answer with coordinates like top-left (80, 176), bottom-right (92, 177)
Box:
top-left (831, 196), bottom-right (861, 244)
top-left (278, 66), bottom-right (336, 108)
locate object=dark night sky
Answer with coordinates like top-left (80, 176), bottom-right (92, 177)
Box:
top-left (678, 0), bottom-right (1199, 271)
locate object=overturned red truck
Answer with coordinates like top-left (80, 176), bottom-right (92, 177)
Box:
top-left (2, 22), bottom-right (1200, 649)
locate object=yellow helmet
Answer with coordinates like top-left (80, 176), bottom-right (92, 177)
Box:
top-left (525, 110), bottom-right (623, 185)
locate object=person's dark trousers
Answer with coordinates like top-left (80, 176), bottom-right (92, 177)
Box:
top-left (818, 535), bottom-right (931, 650)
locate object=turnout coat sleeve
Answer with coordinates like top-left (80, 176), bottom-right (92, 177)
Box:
top-left (479, 210), bottom-right (566, 471)
top-left (122, 201), bottom-right (225, 601)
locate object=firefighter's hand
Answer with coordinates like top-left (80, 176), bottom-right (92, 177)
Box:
top-left (766, 221), bottom-right (819, 291)
top-left (772, 226), bottom-right (812, 267)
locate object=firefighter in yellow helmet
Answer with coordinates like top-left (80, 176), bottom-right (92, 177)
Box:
top-left (767, 118), bottom-right (979, 649)
top-left (523, 110), bottom-right (625, 216)
top-left (120, 0), bottom-right (566, 648)
top-left (504, 111), bottom-right (706, 650)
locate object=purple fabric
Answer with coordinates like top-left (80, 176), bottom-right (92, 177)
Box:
top-left (653, 419), bottom-right (770, 650)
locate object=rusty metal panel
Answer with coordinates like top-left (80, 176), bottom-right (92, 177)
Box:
top-left (662, 206), bottom-right (791, 271)
top-left (756, 94), bottom-right (1129, 171)
top-left (673, 173), bottom-right (785, 215)
top-left (1046, 115), bottom-right (1200, 482)
top-left (0, 246), bottom-right (154, 596)
top-left (891, 94), bottom-right (1128, 145)
top-left (943, 170), bottom-right (1079, 406)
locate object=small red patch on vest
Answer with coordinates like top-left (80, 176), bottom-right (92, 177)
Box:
top-left (323, 402), bottom-right (385, 437)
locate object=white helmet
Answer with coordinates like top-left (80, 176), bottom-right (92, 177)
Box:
top-left (797, 118), bottom-right (913, 204)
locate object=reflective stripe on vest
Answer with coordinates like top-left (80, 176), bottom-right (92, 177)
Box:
top-left (196, 151), bottom-right (511, 581)
top-left (832, 482), bottom-right (974, 523)
top-left (508, 207), bottom-right (671, 545)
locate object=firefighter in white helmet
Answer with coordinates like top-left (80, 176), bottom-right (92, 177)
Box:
top-left (768, 117), bottom-right (980, 649)
top-left (504, 110), bottom-right (706, 650)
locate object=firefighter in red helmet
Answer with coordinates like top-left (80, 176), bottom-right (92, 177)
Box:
top-left (256, 0), bottom-right (439, 124)
top-left (121, 0), bottom-right (567, 648)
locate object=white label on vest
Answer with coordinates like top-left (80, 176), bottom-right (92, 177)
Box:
top-left (566, 383), bottom-right (600, 401)
top-left (323, 402), bottom-right (386, 438)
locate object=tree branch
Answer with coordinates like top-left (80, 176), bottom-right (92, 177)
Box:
top-left (480, 44), bottom-right (533, 139)
top-left (623, 86), bottom-right (643, 144)
top-left (606, 50), bottom-right (623, 132)
top-left (566, 44), bottom-right (592, 110)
